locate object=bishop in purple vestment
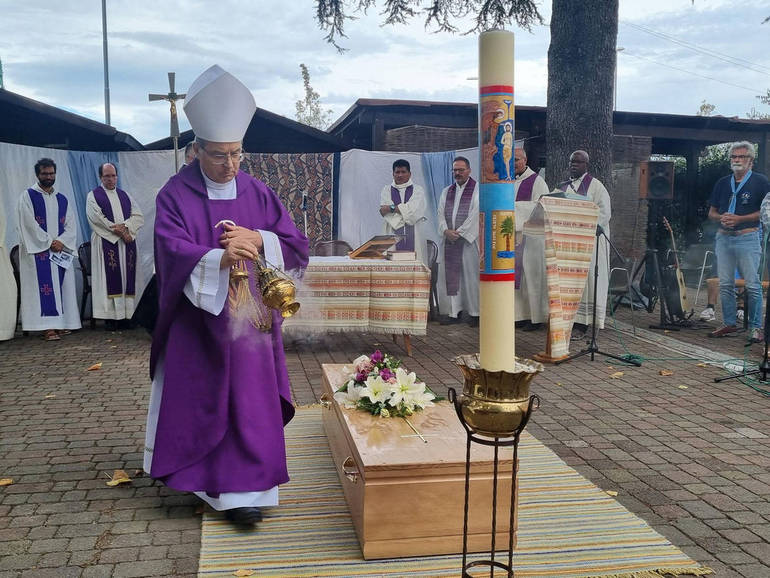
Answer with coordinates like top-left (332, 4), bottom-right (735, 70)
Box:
top-left (143, 65), bottom-right (309, 526)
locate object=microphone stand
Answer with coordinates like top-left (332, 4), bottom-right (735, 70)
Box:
top-left (556, 224), bottom-right (641, 367)
top-left (301, 191), bottom-right (308, 237)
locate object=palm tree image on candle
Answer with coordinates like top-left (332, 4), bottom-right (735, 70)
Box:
top-left (500, 216), bottom-right (514, 255)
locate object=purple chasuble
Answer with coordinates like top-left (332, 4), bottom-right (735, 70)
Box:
top-left (443, 178), bottom-right (476, 296)
top-left (390, 185), bottom-right (415, 251)
top-left (92, 186), bottom-right (138, 297)
top-left (557, 173), bottom-right (593, 196)
top-left (515, 172), bottom-right (538, 202)
top-left (150, 160), bottom-right (309, 494)
top-left (27, 188), bottom-right (67, 316)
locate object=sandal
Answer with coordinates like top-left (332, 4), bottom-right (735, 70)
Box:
top-left (43, 330), bottom-right (61, 341)
top-left (57, 329), bottom-right (72, 336)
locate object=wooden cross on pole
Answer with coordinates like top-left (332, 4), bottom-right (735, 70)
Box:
top-left (149, 72), bottom-right (186, 172)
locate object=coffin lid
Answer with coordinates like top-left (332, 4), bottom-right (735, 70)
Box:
top-left (321, 364), bottom-right (513, 479)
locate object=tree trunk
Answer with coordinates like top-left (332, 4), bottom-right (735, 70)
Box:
top-left (546, 0), bottom-right (618, 188)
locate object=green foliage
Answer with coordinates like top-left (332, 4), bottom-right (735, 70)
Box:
top-left (314, 0), bottom-right (543, 50)
top-left (295, 63), bottom-right (334, 130)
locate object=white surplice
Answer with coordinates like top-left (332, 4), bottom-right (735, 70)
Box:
top-left (0, 207), bottom-right (18, 340)
top-left (515, 168), bottom-right (550, 323)
top-left (436, 178), bottom-right (480, 318)
top-left (562, 173), bottom-right (611, 328)
top-left (380, 179), bottom-right (429, 267)
top-left (86, 188), bottom-right (145, 320)
top-left (16, 184), bottom-right (81, 332)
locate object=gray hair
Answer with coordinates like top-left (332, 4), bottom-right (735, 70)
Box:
top-left (729, 141), bottom-right (755, 160)
top-left (570, 150), bottom-right (589, 163)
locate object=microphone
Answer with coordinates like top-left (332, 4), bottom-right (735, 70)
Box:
top-left (301, 191), bottom-right (307, 212)
top-left (555, 179), bottom-right (571, 189)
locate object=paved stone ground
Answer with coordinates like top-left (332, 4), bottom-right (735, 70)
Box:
top-left (1, 303), bottom-right (769, 577)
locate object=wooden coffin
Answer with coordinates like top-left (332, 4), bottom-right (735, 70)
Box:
top-left (320, 363), bottom-right (517, 560)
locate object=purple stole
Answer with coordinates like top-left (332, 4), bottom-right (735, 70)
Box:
top-left (515, 172), bottom-right (538, 202)
top-left (557, 173), bottom-right (593, 196)
top-left (514, 172), bottom-right (538, 288)
top-left (443, 178), bottom-right (476, 296)
top-left (390, 185), bottom-right (415, 251)
top-left (27, 189), bottom-right (67, 316)
top-left (93, 187), bottom-right (137, 297)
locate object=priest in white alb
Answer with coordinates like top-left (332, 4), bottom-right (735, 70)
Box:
top-left (553, 150), bottom-right (611, 340)
top-left (436, 156), bottom-right (480, 326)
top-left (86, 162), bottom-right (144, 330)
top-left (16, 158), bottom-right (81, 341)
top-left (514, 148), bottom-right (550, 331)
top-left (379, 159), bottom-right (429, 267)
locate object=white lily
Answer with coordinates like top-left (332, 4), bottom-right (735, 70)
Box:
top-left (334, 383), bottom-right (363, 408)
top-left (410, 386), bottom-right (436, 409)
top-left (359, 375), bottom-right (390, 404)
top-left (389, 367), bottom-right (425, 406)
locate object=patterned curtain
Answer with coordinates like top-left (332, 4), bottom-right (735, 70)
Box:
top-left (241, 153), bottom-right (334, 248)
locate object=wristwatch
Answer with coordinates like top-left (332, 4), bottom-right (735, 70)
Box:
top-left (389, 204), bottom-right (396, 213)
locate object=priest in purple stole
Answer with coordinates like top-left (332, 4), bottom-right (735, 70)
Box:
top-left (436, 156), bottom-right (480, 326)
top-left (514, 148), bottom-right (550, 331)
top-left (16, 158), bottom-right (81, 341)
top-left (554, 150), bottom-right (612, 339)
top-left (86, 162), bottom-right (144, 329)
top-left (379, 159), bottom-right (429, 266)
top-left (143, 65), bottom-right (309, 526)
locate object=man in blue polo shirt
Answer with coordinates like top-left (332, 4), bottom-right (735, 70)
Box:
top-left (707, 141), bottom-right (770, 343)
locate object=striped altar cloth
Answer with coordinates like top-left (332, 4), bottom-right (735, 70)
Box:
top-left (283, 256), bottom-right (430, 336)
top-left (527, 197), bottom-right (599, 360)
top-left (198, 408), bottom-right (713, 577)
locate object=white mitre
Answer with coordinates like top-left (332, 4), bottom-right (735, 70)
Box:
top-left (183, 65), bottom-right (256, 142)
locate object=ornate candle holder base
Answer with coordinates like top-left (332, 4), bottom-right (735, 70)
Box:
top-left (449, 354), bottom-right (543, 577)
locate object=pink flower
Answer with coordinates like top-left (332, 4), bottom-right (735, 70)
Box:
top-left (370, 350), bottom-right (384, 364)
top-left (355, 371), bottom-right (368, 383)
top-left (379, 368), bottom-right (395, 381)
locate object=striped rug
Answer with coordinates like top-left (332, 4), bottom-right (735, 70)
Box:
top-left (198, 409), bottom-right (713, 577)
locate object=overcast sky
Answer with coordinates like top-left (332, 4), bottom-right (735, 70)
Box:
top-left (1, 1), bottom-right (769, 145)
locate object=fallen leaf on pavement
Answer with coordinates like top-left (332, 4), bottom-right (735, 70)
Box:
top-left (609, 371), bottom-right (624, 379)
top-left (0, 478), bottom-right (13, 487)
top-left (233, 571), bottom-right (256, 577)
top-left (678, 385), bottom-right (689, 389)
top-left (44, 394), bottom-right (56, 399)
top-left (659, 369), bottom-right (673, 376)
top-left (556, 382), bottom-right (563, 387)
top-left (696, 363), bottom-right (708, 367)
top-left (105, 469), bottom-right (132, 487)
top-left (87, 363), bottom-right (103, 371)
top-left (606, 490), bottom-right (618, 496)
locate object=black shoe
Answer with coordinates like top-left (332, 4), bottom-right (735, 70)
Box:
top-left (440, 315), bottom-right (462, 325)
top-left (117, 319), bottom-right (132, 330)
top-left (104, 319), bottom-right (117, 331)
top-left (467, 316), bottom-right (479, 327)
top-left (514, 320), bottom-right (528, 328)
top-left (224, 507), bottom-right (262, 525)
top-left (522, 322), bottom-right (543, 332)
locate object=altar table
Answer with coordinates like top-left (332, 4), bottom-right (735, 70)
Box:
top-left (283, 257), bottom-right (430, 355)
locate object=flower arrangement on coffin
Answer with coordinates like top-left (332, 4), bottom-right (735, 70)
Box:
top-left (334, 350), bottom-right (438, 418)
